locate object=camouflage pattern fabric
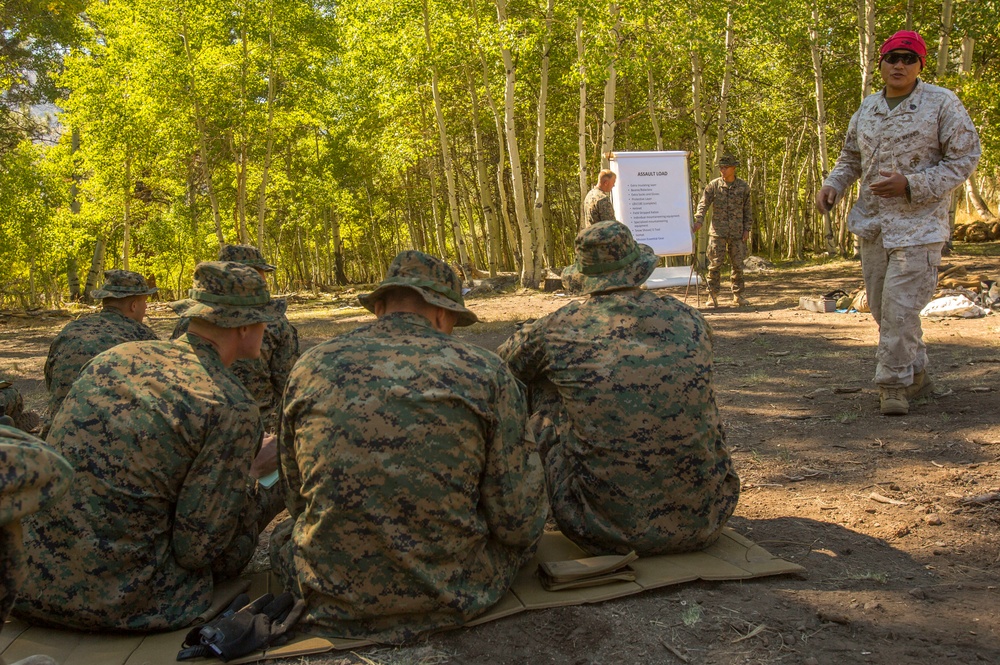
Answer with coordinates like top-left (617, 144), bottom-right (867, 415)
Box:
top-left (824, 79), bottom-right (980, 248)
top-left (862, 234), bottom-right (943, 387)
top-left (694, 177), bottom-right (752, 239)
top-left (0, 381), bottom-right (38, 432)
top-left (0, 425), bottom-right (72, 622)
top-left (707, 236), bottom-right (747, 296)
top-left (271, 312), bottom-right (546, 643)
top-left (498, 289), bottom-right (740, 556)
top-left (561, 221), bottom-right (657, 296)
top-left (89, 269), bottom-right (157, 300)
top-left (43, 308), bottom-right (158, 420)
top-left (172, 301), bottom-right (299, 431)
top-left (15, 334), bottom-right (276, 631)
top-left (582, 186), bottom-right (617, 227)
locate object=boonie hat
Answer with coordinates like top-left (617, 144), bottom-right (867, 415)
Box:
top-left (91, 270), bottom-right (158, 300)
top-left (170, 261), bottom-right (280, 328)
top-left (880, 30), bottom-right (927, 66)
top-left (358, 250), bottom-right (478, 327)
top-left (717, 154), bottom-right (739, 168)
top-left (561, 221), bottom-right (657, 295)
top-left (218, 244), bottom-right (277, 272)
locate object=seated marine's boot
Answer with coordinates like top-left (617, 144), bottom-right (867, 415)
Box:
top-left (734, 294), bottom-right (750, 306)
top-left (708, 291), bottom-right (719, 308)
top-left (879, 386), bottom-right (909, 416)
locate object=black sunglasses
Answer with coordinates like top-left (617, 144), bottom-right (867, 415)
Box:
top-left (882, 52), bottom-right (920, 65)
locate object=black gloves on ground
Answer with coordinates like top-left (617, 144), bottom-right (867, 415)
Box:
top-left (177, 592), bottom-right (306, 662)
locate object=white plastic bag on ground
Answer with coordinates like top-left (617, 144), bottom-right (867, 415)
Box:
top-left (920, 294), bottom-right (990, 318)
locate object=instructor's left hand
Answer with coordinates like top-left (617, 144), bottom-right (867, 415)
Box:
top-left (870, 171), bottom-right (909, 198)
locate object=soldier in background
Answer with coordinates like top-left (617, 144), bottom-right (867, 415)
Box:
top-left (694, 154), bottom-right (753, 307)
top-left (271, 250), bottom-right (546, 643)
top-left (15, 262), bottom-right (283, 631)
top-left (1, 379), bottom-right (39, 432)
top-left (582, 169), bottom-right (618, 227)
top-left (816, 30), bottom-right (980, 416)
top-left (499, 222), bottom-right (740, 556)
top-left (43, 270), bottom-right (158, 423)
top-left (172, 245), bottom-right (299, 432)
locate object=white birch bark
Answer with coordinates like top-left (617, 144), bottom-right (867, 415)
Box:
top-left (577, 15), bottom-right (588, 230)
top-left (810, 3), bottom-right (836, 254)
top-left (937, 0), bottom-right (954, 78)
top-left (691, 46), bottom-right (708, 265)
top-left (530, 0), bottom-right (554, 278)
top-left (257, 2), bottom-right (276, 251)
top-left (467, 72), bottom-right (500, 277)
top-left (857, 0), bottom-right (876, 99)
top-left (714, 10), bottom-right (735, 161)
top-left (600, 3), bottom-right (621, 170)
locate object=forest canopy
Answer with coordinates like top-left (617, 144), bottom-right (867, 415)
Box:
top-left (1, 0), bottom-right (997, 306)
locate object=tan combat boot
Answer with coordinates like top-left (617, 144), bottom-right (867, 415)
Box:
top-left (734, 294), bottom-right (750, 307)
top-left (879, 386), bottom-right (909, 416)
top-left (906, 370), bottom-right (934, 400)
top-left (708, 291), bottom-right (719, 308)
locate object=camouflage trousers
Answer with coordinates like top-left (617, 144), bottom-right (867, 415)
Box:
top-left (1, 522), bottom-right (24, 622)
top-left (526, 382), bottom-right (738, 556)
top-left (213, 482), bottom-right (286, 579)
top-left (860, 233), bottom-right (943, 387)
top-left (707, 236), bottom-right (747, 296)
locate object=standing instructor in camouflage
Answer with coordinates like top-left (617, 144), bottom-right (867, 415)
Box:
top-left (582, 169), bottom-right (618, 227)
top-left (172, 245), bottom-right (299, 432)
top-left (694, 154), bottom-right (753, 307)
top-left (43, 270), bottom-right (158, 423)
top-left (816, 30), bottom-right (980, 416)
top-left (499, 222), bottom-right (740, 556)
top-left (15, 262), bottom-right (284, 631)
top-left (271, 250), bottom-right (546, 643)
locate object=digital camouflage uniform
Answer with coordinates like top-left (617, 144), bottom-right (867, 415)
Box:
top-left (172, 245), bottom-right (299, 431)
top-left (500, 222), bottom-right (740, 555)
top-left (695, 164), bottom-right (752, 298)
top-left (0, 380), bottom-right (38, 432)
top-left (824, 79), bottom-right (980, 389)
top-left (15, 262), bottom-right (283, 631)
top-left (271, 251), bottom-right (546, 644)
top-left (44, 270), bottom-right (158, 422)
top-left (0, 424), bottom-right (72, 623)
top-left (583, 186), bottom-right (617, 227)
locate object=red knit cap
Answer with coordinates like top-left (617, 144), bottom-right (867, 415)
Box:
top-left (880, 30), bottom-right (927, 65)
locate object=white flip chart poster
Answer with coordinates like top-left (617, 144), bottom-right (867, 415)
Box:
top-left (609, 151), bottom-right (693, 256)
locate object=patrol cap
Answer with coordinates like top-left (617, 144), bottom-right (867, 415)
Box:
top-left (170, 261), bottom-right (280, 328)
top-left (91, 270), bottom-right (158, 300)
top-left (218, 244), bottom-right (277, 272)
top-left (561, 221), bottom-right (657, 295)
top-left (717, 154), bottom-right (740, 168)
top-left (358, 250), bottom-right (478, 327)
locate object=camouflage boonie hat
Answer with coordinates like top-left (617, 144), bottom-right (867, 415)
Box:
top-left (91, 270), bottom-right (158, 300)
top-left (717, 154), bottom-right (740, 167)
top-left (170, 261), bottom-right (280, 328)
top-left (358, 250), bottom-right (478, 327)
top-left (218, 244), bottom-right (276, 272)
top-left (561, 221), bottom-right (657, 295)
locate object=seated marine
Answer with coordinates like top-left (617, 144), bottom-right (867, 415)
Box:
top-left (0, 379), bottom-right (39, 432)
top-left (498, 221), bottom-right (740, 555)
top-left (270, 250), bottom-right (546, 643)
top-left (15, 261), bottom-right (283, 631)
top-left (172, 244), bottom-right (299, 432)
top-left (43, 270), bottom-right (158, 423)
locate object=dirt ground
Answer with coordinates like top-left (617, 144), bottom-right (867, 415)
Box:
top-left (3, 245), bottom-right (1000, 664)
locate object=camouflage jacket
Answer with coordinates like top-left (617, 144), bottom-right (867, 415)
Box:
top-left (694, 177), bottom-right (752, 238)
top-left (825, 80), bottom-right (981, 248)
top-left (498, 289), bottom-right (740, 554)
top-left (273, 312), bottom-right (546, 643)
top-left (583, 186), bottom-right (617, 226)
top-left (172, 299), bottom-right (299, 431)
top-left (44, 308), bottom-right (158, 419)
top-left (1, 425), bottom-right (72, 622)
top-left (16, 334), bottom-right (265, 631)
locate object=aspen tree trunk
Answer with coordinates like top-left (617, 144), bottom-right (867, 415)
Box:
top-left (960, 35), bottom-right (974, 72)
top-left (857, 0), bottom-right (876, 99)
top-left (428, 165), bottom-right (447, 259)
top-left (423, 0), bottom-right (470, 269)
top-left (937, 0), bottom-right (953, 78)
top-left (123, 151), bottom-right (131, 271)
top-left (906, 0), bottom-right (914, 29)
top-left (236, 26), bottom-right (250, 244)
top-left (257, 3), bottom-right (276, 251)
top-left (691, 45), bottom-right (708, 267)
top-left (179, 16), bottom-right (224, 244)
top-left (714, 11), bottom-right (735, 161)
top-left (84, 237), bottom-right (106, 304)
top-left (330, 205), bottom-right (347, 285)
top-left (530, 0), bottom-right (554, 279)
top-left (643, 15), bottom-right (663, 151)
top-left (577, 15), bottom-right (588, 230)
top-left (810, 3), bottom-right (836, 255)
top-left (467, 72), bottom-right (500, 277)
top-left (600, 4), bottom-right (621, 170)
top-left (496, 0), bottom-right (536, 286)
